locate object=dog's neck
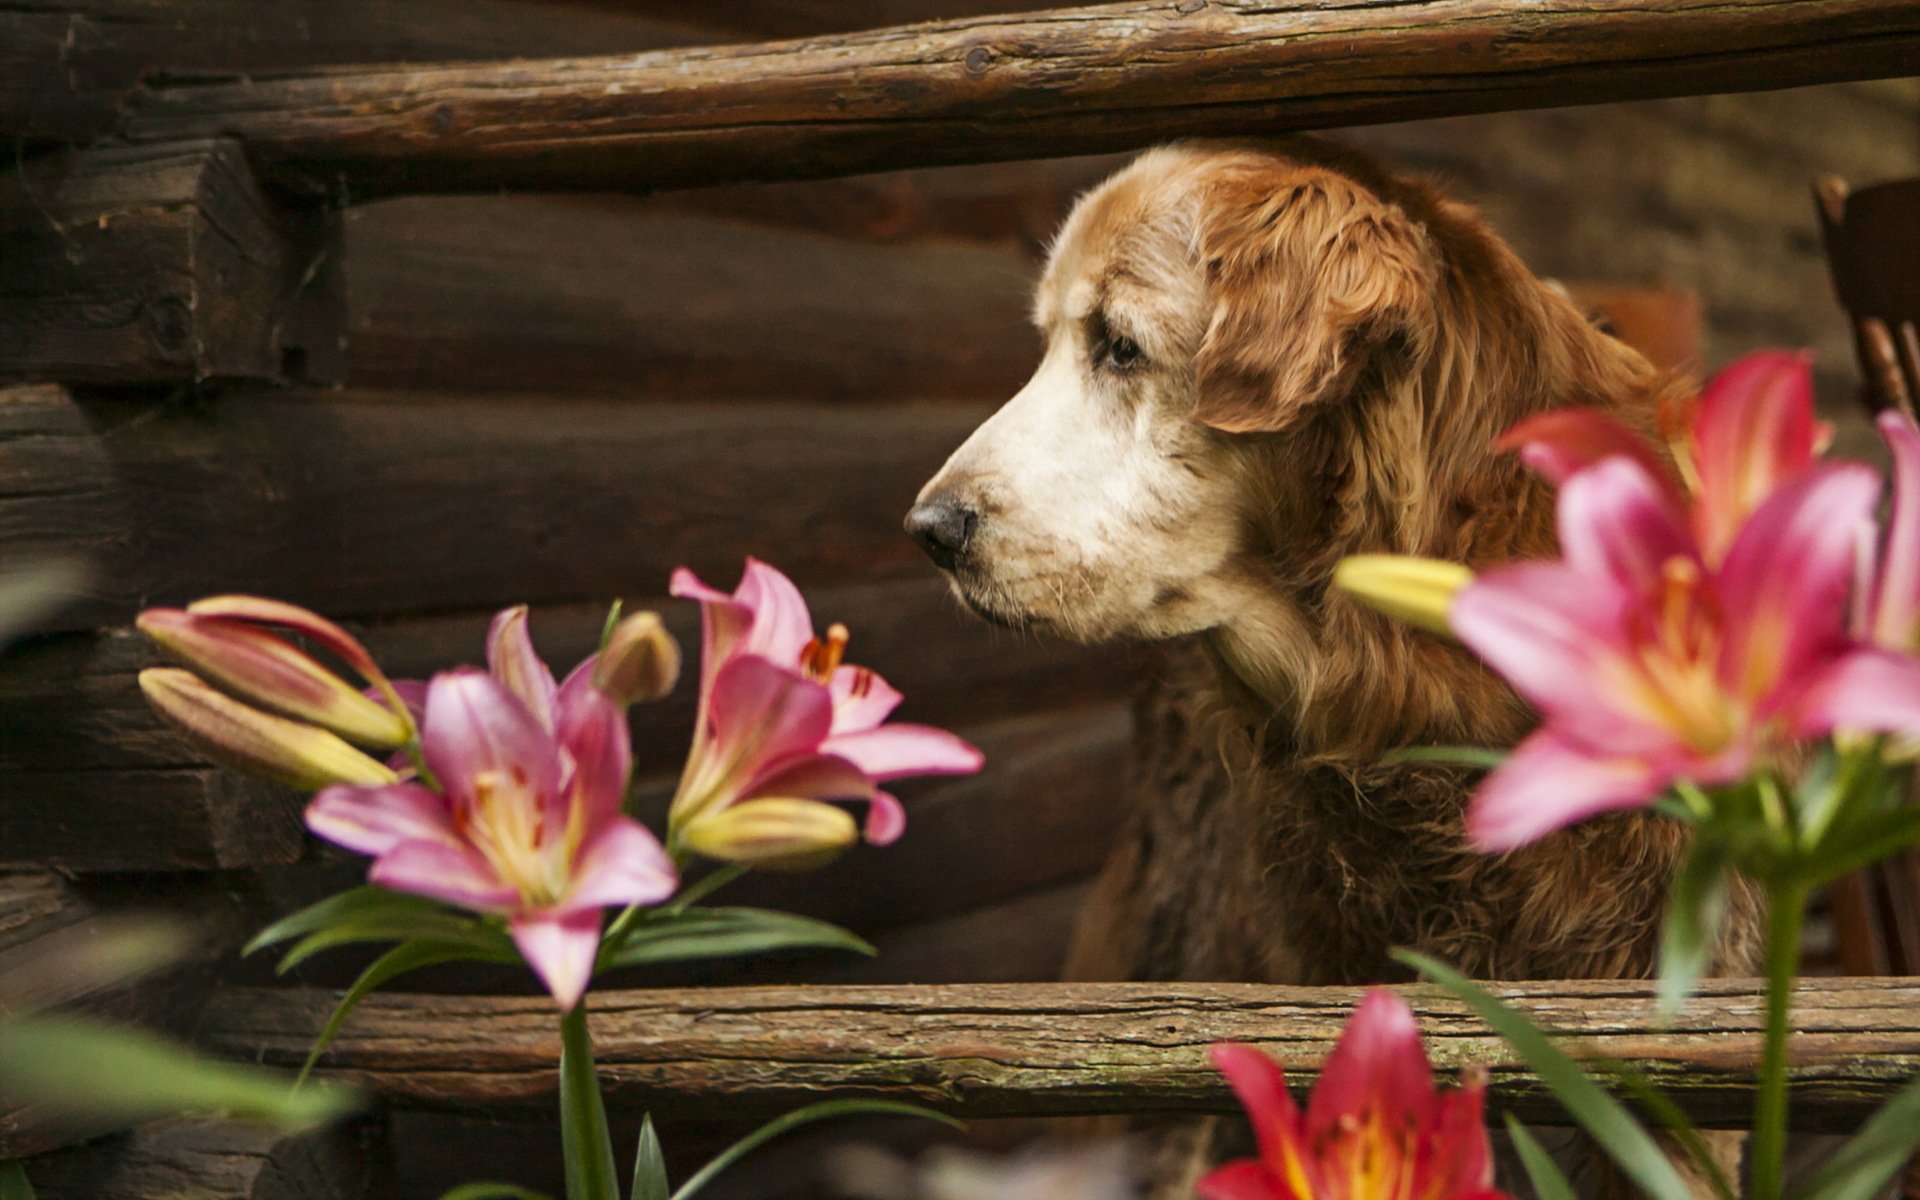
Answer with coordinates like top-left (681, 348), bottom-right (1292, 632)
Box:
top-left (1201, 261), bottom-right (1675, 758)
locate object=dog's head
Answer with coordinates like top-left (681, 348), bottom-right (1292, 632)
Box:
top-left (907, 144), bottom-right (1442, 643)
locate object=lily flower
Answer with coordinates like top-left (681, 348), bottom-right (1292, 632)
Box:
top-left (1333, 555), bottom-right (1475, 637)
top-left (307, 664), bottom-right (677, 1010)
top-left (667, 559), bottom-right (982, 866)
top-left (1454, 453), bottom-right (1920, 851)
top-left (139, 667), bottom-right (398, 791)
top-left (1200, 989), bottom-right (1507, 1200)
top-left (1864, 410), bottom-right (1920, 653)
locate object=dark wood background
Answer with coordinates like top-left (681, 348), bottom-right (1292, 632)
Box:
top-left (1, 2), bottom-right (1917, 1195)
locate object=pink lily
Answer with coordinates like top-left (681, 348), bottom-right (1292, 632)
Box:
top-left (1864, 410), bottom-right (1920, 653)
top-left (1200, 989), bottom-right (1507, 1200)
top-left (1499, 351), bottom-right (1829, 567)
top-left (667, 559), bottom-right (982, 865)
top-left (1453, 453), bottom-right (1920, 850)
top-left (307, 613), bottom-right (678, 1010)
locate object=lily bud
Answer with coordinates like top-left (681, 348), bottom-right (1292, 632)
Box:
top-left (138, 609), bottom-right (411, 749)
top-left (1332, 554), bottom-right (1473, 638)
top-left (139, 668), bottom-right (397, 791)
top-left (679, 797), bottom-right (858, 871)
top-left (593, 611), bottom-right (680, 705)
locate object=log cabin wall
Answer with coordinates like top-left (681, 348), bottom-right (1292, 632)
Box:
top-left (1, 2), bottom-right (1918, 1195)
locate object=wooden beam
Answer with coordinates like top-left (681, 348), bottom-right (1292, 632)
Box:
top-left (22, 1120), bottom-right (381, 1200)
top-left (114, 0), bottom-right (1920, 198)
top-left (0, 770), bottom-right (302, 872)
top-left (200, 977), bottom-right (1920, 1132)
top-left (0, 142), bottom-right (343, 385)
top-left (0, 385), bottom-right (986, 632)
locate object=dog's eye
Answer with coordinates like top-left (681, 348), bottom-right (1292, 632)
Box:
top-left (1106, 335), bottom-right (1144, 371)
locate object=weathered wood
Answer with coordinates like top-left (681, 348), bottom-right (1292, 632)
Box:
top-left (0, 385), bottom-right (988, 632)
top-left (200, 978), bottom-right (1920, 1132)
top-left (0, 142), bottom-right (343, 385)
top-left (0, 770), bottom-right (302, 872)
top-left (115, 0), bottom-right (1920, 199)
top-left (0, 0), bottom-right (719, 144)
top-left (343, 201), bottom-right (1037, 397)
top-left (23, 1119), bottom-right (381, 1200)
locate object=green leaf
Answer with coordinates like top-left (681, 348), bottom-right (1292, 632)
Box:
top-left (1798, 809), bottom-right (1920, 888)
top-left (1786, 1071), bottom-right (1920, 1200)
top-left (297, 939), bottom-right (484, 1087)
top-left (1393, 950), bottom-right (1696, 1200)
top-left (598, 909), bottom-right (873, 973)
top-left (275, 918), bottom-right (514, 975)
top-left (0, 1162), bottom-right (35, 1200)
top-left (1592, 1059), bottom-right (1734, 1200)
top-left (248, 887), bottom-right (480, 958)
top-left (672, 1101), bottom-right (960, 1200)
top-left (1379, 745), bottom-right (1506, 769)
top-left (1658, 838), bottom-right (1732, 1016)
top-left (631, 1115), bottom-right (669, 1200)
top-left (0, 1015), bottom-right (354, 1130)
top-left (440, 1185), bottom-right (555, 1200)
top-left (1503, 1115), bottom-right (1576, 1200)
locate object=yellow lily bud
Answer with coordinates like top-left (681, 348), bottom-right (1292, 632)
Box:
top-left (139, 668), bottom-right (398, 791)
top-left (1332, 555), bottom-right (1474, 638)
top-left (593, 611), bottom-right (681, 705)
top-left (137, 609), bottom-right (410, 749)
top-left (678, 798), bottom-right (858, 871)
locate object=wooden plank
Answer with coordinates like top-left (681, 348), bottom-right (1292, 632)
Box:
top-left (0, 581), bottom-right (1127, 776)
top-left (23, 1120), bottom-right (381, 1200)
top-left (114, 0), bottom-right (1920, 198)
top-left (0, 770), bottom-right (303, 871)
top-left (342, 201), bottom-right (1038, 397)
top-left (0, 141), bottom-right (343, 386)
top-left (0, 0), bottom-right (721, 144)
top-left (199, 977), bottom-right (1920, 1132)
top-left (0, 385), bottom-right (989, 632)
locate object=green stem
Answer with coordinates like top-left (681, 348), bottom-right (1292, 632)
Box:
top-left (558, 1004), bottom-right (619, 1200)
top-left (1750, 880), bottom-right (1807, 1200)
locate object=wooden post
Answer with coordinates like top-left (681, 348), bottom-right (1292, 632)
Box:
top-left (0, 141), bottom-right (344, 385)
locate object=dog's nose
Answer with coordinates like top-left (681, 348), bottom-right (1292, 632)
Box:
top-left (904, 499), bottom-right (977, 570)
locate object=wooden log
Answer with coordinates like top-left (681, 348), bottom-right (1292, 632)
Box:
top-left (0, 770), bottom-right (302, 872)
top-left (199, 977), bottom-right (1920, 1133)
top-left (0, 141), bottom-right (343, 386)
top-left (0, 0), bottom-right (720, 144)
top-left (114, 0), bottom-right (1920, 198)
top-left (342, 200), bottom-right (1038, 397)
top-left (0, 385), bottom-right (988, 633)
top-left (23, 1119), bottom-right (381, 1200)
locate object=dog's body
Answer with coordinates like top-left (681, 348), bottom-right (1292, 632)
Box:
top-left (908, 140), bottom-right (1763, 1192)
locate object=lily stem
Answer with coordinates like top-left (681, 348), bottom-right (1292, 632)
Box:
top-left (1750, 879), bottom-right (1807, 1200)
top-left (559, 1003), bottom-right (620, 1200)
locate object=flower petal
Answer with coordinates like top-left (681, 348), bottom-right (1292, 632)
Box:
top-left (1495, 408), bottom-right (1673, 491)
top-left (486, 606), bottom-right (557, 730)
top-left (1210, 1043), bottom-right (1302, 1177)
top-left (371, 840), bottom-right (516, 911)
top-left (742, 753), bottom-right (875, 804)
top-left (1196, 1161), bottom-right (1285, 1200)
top-left (1427, 1073), bottom-right (1497, 1196)
top-left (735, 557), bottom-right (817, 673)
top-left (829, 665), bottom-right (903, 734)
top-left (1717, 463), bottom-right (1880, 706)
top-left (1786, 648), bottom-right (1920, 740)
top-left (1305, 989), bottom-right (1435, 1137)
top-left (1871, 411), bottom-right (1920, 651)
top-left (821, 724), bottom-right (984, 782)
top-left (705, 657), bottom-right (836, 778)
top-left (420, 669), bottom-right (563, 809)
top-left (865, 790), bottom-right (906, 846)
top-left (306, 782), bottom-right (452, 857)
top-left (671, 565), bottom-right (757, 709)
top-left (555, 662), bottom-right (633, 827)
top-left (510, 908), bottom-right (603, 1011)
top-left (1691, 350), bottom-right (1822, 560)
top-left (1556, 458), bottom-right (1697, 593)
top-left (184, 594), bottom-right (388, 687)
top-left (1466, 731), bottom-right (1671, 852)
top-left (567, 818), bottom-right (678, 909)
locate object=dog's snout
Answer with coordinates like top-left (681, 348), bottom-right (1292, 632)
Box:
top-left (904, 499), bottom-right (977, 570)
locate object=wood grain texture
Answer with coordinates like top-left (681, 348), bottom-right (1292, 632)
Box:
top-left (0, 385), bottom-right (987, 632)
top-left (200, 977), bottom-right (1920, 1132)
top-left (23, 1120), bottom-right (381, 1200)
top-left (114, 0), bottom-right (1920, 198)
top-left (0, 769), bottom-right (302, 871)
top-left (0, 141), bottom-right (343, 385)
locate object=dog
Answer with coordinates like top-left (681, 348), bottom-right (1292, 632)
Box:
top-left (906, 139), bottom-right (1764, 1195)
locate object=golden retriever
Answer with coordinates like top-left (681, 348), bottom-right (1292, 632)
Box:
top-left (907, 139), bottom-right (1762, 1195)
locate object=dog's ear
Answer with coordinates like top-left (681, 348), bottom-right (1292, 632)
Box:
top-left (1193, 168), bottom-right (1438, 434)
